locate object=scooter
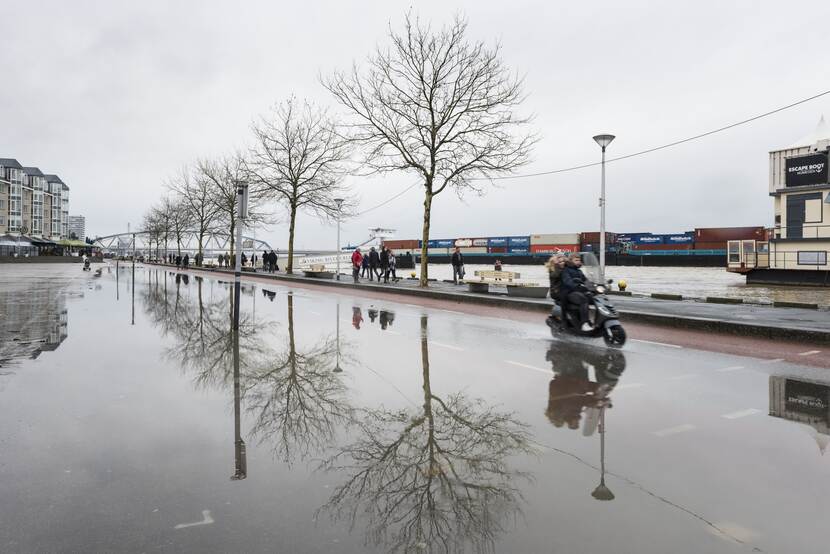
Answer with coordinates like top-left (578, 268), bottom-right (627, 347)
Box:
top-left (82, 258), bottom-right (91, 271)
top-left (547, 279), bottom-right (627, 348)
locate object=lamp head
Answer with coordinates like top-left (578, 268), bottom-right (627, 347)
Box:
top-left (593, 134), bottom-right (616, 149)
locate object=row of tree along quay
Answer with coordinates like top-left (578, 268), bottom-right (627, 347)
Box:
top-left (141, 14), bottom-right (534, 285)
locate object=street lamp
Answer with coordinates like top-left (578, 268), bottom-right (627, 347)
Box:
top-left (593, 133), bottom-right (615, 281)
top-left (334, 198), bottom-right (344, 280)
top-left (591, 406), bottom-right (615, 501)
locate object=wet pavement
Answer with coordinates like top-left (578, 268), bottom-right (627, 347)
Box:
top-left (1, 263), bottom-right (829, 553)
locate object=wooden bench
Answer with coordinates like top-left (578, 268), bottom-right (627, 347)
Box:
top-left (303, 263), bottom-right (335, 279)
top-left (464, 270), bottom-right (520, 293)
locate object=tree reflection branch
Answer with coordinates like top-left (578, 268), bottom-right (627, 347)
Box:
top-left (319, 315), bottom-right (534, 553)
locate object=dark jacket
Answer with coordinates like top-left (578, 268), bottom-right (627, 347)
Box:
top-left (369, 250), bottom-right (380, 267)
top-left (560, 265), bottom-right (584, 298)
top-left (451, 251), bottom-right (464, 266)
top-left (379, 249), bottom-right (389, 267)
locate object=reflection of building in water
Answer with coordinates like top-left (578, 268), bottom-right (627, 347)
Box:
top-left (770, 375), bottom-right (830, 454)
top-left (0, 282), bottom-right (68, 365)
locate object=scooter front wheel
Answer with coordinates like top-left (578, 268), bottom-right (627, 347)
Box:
top-left (603, 325), bottom-right (627, 348)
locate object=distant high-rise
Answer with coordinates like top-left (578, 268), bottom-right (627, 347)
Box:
top-left (0, 157), bottom-right (69, 241)
top-left (68, 215), bottom-right (86, 241)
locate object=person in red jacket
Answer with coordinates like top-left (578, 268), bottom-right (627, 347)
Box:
top-left (351, 248), bottom-right (363, 283)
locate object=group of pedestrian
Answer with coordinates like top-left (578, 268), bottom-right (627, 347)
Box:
top-left (351, 246), bottom-right (397, 284)
top-left (172, 253), bottom-right (189, 268)
top-left (261, 249), bottom-right (280, 272)
top-left (217, 253), bottom-right (233, 268)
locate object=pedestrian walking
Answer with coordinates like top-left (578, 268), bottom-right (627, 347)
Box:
top-left (494, 259), bottom-right (503, 271)
top-left (262, 249), bottom-right (268, 270)
top-left (388, 251), bottom-right (397, 281)
top-left (218, 253), bottom-right (224, 267)
top-left (451, 247), bottom-right (465, 284)
top-left (175, 254), bottom-right (181, 268)
top-left (241, 252), bottom-right (248, 267)
top-left (380, 246), bottom-right (390, 283)
top-left (361, 250), bottom-right (370, 279)
top-left (183, 253), bottom-right (189, 268)
top-left (369, 247), bottom-right (380, 281)
top-left (351, 248), bottom-right (363, 283)
top-left (271, 250), bottom-right (279, 272)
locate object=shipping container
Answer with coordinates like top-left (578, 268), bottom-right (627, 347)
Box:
top-left (426, 248), bottom-right (450, 256)
top-left (530, 244), bottom-right (580, 254)
top-left (661, 234), bottom-right (694, 244)
top-left (459, 246), bottom-right (488, 254)
top-left (616, 233), bottom-right (652, 243)
top-left (507, 236), bottom-right (530, 247)
top-left (580, 231), bottom-right (618, 243)
top-left (383, 239), bottom-right (419, 249)
top-left (631, 243), bottom-right (692, 251)
top-left (633, 235), bottom-right (664, 245)
top-left (454, 238), bottom-right (472, 247)
top-left (531, 233), bottom-right (580, 245)
top-left (471, 238), bottom-right (489, 247)
top-left (581, 242), bottom-right (618, 253)
top-left (488, 246), bottom-right (507, 253)
top-left (488, 237), bottom-right (509, 247)
top-left (694, 241), bottom-right (728, 250)
top-left (508, 247), bottom-right (529, 254)
top-left (694, 227), bottom-right (764, 241)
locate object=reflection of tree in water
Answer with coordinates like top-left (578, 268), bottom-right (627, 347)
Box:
top-left (141, 273), bottom-right (350, 464)
top-left (243, 294), bottom-right (352, 464)
top-left (320, 315), bottom-right (533, 554)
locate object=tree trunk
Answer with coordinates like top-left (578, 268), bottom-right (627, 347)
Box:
top-left (197, 231), bottom-right (204, 266)
top-left (419, 187), bottom-right (433, 287)
top-left (287, 205), bottom-right (297, 274)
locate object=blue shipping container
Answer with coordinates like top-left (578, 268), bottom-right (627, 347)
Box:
top-left (634, 235), bottom-right (664, 245)
top-left (507, 236), bottom-right (530, 246)
top-left (488, 237), bottom-right (509, 247)
top-left (508, 247), bottom-right (529, 254)
top-left (663, 234), bottom-right (694, 244)
top-left (617, 233), bottom-right (651, 243)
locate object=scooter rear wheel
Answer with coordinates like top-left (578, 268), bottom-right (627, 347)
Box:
top-left (603, 325), bottom-right (626, 348)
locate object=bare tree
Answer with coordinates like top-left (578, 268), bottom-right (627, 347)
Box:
top-left (249, 97), bottom-right (352, 274)
top-left (197, 153), bottom-right (269, 260)
top-left (168, 166), bottom-right (218, 264)
top-left (325, 15), bottom-right (535, 286)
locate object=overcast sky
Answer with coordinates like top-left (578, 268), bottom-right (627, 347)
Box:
top-left (2, 0), bottom-right (830, 248)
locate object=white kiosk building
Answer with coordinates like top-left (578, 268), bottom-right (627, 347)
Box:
top-left (728, 118), bottom-right (830, 286)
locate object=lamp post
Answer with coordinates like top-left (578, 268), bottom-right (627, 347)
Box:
top-left (334, 198), bottom-right (344, 280)
top-left (234, 182), bottom-right (249, 330)
top-left (591, 406), bottom-right (615, 501)
top-left (593, 134), bottom-right (615, 281)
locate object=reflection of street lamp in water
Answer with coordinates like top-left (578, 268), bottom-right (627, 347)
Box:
top-left (230, 294), bottom-right (247, 481)
top-left (333, 303), bottom-right (343, 373)
top-left (591, 406), bottom-right (614, 501)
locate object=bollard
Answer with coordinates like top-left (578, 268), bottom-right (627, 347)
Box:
top-left (618, 279), bottom-right (627, 292)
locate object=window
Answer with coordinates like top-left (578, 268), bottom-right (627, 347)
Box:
top-left (805, 198), bottom-right (823, 223)
top-left (797, 251), bottom-right (827, 265)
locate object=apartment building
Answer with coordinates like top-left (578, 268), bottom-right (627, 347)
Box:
top-left (68, 215), bottom-right (85, 240)
top-left (0, 157), bottom-right (69, 241)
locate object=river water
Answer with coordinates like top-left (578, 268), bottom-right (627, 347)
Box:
top-left (414, 263), bottom-right (830, 307)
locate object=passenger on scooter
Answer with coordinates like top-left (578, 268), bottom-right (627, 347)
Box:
top-left (561, 255), bottom-right (592, 332)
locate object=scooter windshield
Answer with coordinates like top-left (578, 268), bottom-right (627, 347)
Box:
top-left (578, 251), bottom-right (601, 284)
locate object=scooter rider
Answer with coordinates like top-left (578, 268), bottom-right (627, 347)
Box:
top-left (561, 255), bottom-right (592, 332)
top-left (546, 255), bottom-right (566, 325)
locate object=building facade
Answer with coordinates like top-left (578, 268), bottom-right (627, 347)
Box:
top-left (727, 118), bottom-right (830, 285)
top-left (0, 158), bottom-right (69, 241)
top-left (68, 215), bottom-right (85, 240)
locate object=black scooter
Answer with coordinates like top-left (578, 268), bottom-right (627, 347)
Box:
top-left (547, 279), bottom-right (627, 347)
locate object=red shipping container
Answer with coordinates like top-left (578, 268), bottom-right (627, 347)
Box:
top-left (694, 227), bottom-right (764, 241)
top-left (488, 246), bottom-right (507, 254)
top-left (580, 231), bottom-right (617, 243)
top-left (530, 244), bottom-right (580, 254)
top-left (631, 244), bottom-right (692, 251)
top-left (383, 239), bottom-right (419, 249)
top-left (693, 241), bottom-right (727, 250)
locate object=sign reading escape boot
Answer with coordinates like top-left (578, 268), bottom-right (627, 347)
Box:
top-left (785, 152), bottom-right (828, 187)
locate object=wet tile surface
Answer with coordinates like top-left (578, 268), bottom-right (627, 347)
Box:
top-left (1, 264), bottom-right (828, 553)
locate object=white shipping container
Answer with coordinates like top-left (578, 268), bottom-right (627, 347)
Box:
top-left (531, 233), bottom-right (580, 245)
top-left (459, 247), bottom-right (488, 254)
top-left (427, 248), bottom-right (450, 256)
